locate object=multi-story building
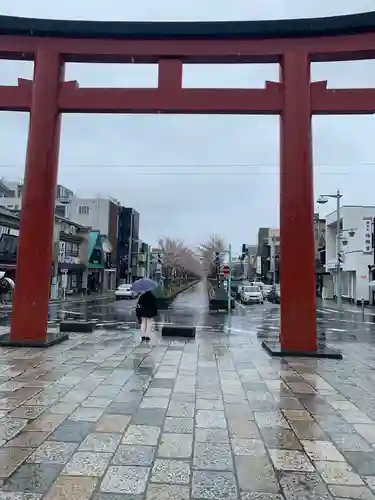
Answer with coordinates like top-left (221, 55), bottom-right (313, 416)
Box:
top-left (52, 217), bottom-right (90, 298)
top-left (0, 208), bottom-right (90, 297)
top-left (314, 214), bottom-right (327, 296)
top-left (0, 206), bottom-right (20, 280)
top-left (0, 179), bottom-right (74, 213)
top-left (117, 207), bottom-right (140, 283)
top-left (256, 228), bottom-right (280, 283)
top-left (324, 205), bottom-right (375, 304)
top-left (66, 197), bottom-right (120, 284)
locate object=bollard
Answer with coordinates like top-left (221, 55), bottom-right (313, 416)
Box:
top-left (362, 297), bottom-right (365, 319)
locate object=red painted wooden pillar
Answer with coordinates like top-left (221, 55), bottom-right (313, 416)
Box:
top-left (279, 50), bottom-right (317, 351)
top-left (10, 49), bottom-right (64, 342)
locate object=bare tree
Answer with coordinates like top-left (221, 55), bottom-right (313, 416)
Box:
top-left (198, 234), bottom-right (227, 276)
top-left (158, 237), bottom-right (204, 280)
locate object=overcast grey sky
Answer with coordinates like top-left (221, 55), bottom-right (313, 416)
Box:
top-left (0, 1), bottom-right (375, 252)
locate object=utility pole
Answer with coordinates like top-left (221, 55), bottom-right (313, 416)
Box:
top-left (127, 211), bottom-right (133, 284)
top-left (227, 243), bottom-right (232, 313)
top-left (269, 235), bottom-right (276, 285)
top-left (336, 189), bottom-right (342, 310)
top-left (147, 246), bottom-right (151, 278)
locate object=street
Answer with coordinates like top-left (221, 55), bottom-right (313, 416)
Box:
top-left (0, 282), bottom-right (375, 497)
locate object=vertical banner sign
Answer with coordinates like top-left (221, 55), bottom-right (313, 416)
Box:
top-left (363, 218), bottom-right (373, 253)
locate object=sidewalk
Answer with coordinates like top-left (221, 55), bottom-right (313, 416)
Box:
top-left (0, 291), bottom-right (115, 310)
top-left (1, 287), bottom-right (375, 498)
top-left (318, 298), bottom-right (375, 316)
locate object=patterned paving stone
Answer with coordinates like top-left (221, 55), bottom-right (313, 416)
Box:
top-left (260, 428), bottom-right (302, 450)
top-left (278, 470), bottom-right (332, 500)
top-left (146, 483), bottom-right (190, 500)
top-left (254, 413), bottom-right (290, 429)
top-left (130, 409), bottom-right (166, 426)
top-left (43, 476), bottom-right (98, 500)
top-left (235, 456), bottom-right (279, 493)
top-left (0, 418), bottom-right (28, 441)
top-left (3, 463), bottom-right (62, 493)
top-left (49, 421), bottom-right (94, 443)
top-left (151, 459), bottom-right (190, 484)
top-left (5, 432), bottom-right (50, 448)
top-left (0, 494), bottom-right (41, 500)
top-left (0, 448), bottom-right (32, 479)
top-left (95, 415), bottom-right (131, 433)
top-left (228, 419), bottom-right (261, 439)
top-left (140, 398), bottom-right (170, 409)
top-left (196, 410), bottom-right (227, 429)
top-left (164, 417), bottom-right (193, 434)
top-left (157, 433), bottom-right (193, 458)
top-left (195, 428), bottom-right (229, 443)
top-left (79, 433), bottom-right (122, 453)
top-left (314, 460), bottom-right (364, 485)
top-left (145, 388), bottom-right (172, 398)
top-left (331, 433), bottom-right (373, 452)
top-left (192, 470), bottom-right (238, 500)
top-left (269, 449), bottom-right (315, 472)
top-left (27, 441), bottom-right (79, 464)
top-left (344, 451), bottom-right (375, 475)
top-left (231, 438), bottom-right (267, 457)
top-left (241, 495), bottom-right (284, 500)
top-left (302, 440), bottom-right (345, 462)
top-left (328, 485), bottom-right (375, 500)
top-left (167, 402), bottom-right (194, 418)
top-left (100, 466), bottom-right (150, 494)
top-left (9, 407), bottom-right (45, 420)
top-left (194, 441), bottom-right (233, 470)
top-left (122, 425), bottom-right (160, 446)
top-left (70, 407), bottom-right (104, 422)
top-left (112, 445), bottom-right (155, 466)
top-left (62, 452), bottom-right (112, 477)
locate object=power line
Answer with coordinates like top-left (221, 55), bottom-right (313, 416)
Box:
top-left (1, 162), bottom-right (375, 168)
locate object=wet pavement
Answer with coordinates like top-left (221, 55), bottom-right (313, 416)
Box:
top-left (0, 283), bottom-right (375, 498)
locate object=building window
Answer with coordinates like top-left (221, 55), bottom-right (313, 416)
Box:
top-left (79, 205), bottom-right (90, 215)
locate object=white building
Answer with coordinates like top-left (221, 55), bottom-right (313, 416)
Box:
top-left (324, 205), bottom-right (375, 304)
top-left (65, 197), bottom-right (119, 236)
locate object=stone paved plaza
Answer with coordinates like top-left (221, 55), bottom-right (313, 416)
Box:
top-left (0, 284), bottom-right (375, 499)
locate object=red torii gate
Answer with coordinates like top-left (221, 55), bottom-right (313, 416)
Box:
top-left (1, 13), bottom-right (375, 356)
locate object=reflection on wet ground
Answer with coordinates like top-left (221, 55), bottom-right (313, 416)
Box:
top-left (0, 283), bottom-right (375, 498)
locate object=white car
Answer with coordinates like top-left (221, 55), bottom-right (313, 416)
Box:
top-left (241, 285), bottom-right (264, 304)
top-left (115, 284), bottom-right (137, 300)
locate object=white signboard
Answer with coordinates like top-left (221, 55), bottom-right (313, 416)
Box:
top-left (363, 218), bottom-right (373, 254)
top-left (256, 255), bottom-right (262, 274)
top-left (58, 241), bottom-right (80, 265)
top-left (58, 242), bottom-right (66, 263)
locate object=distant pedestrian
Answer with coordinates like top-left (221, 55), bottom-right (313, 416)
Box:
top-left (136, 290), bottom-right (158, 342)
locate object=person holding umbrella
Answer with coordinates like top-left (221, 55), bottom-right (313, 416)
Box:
top-left (132, 278), bottom-right (158, 342)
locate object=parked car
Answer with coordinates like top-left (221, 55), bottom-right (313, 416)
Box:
top-left (262, 285), bottom-right (272, 299)
top-left (115, 284), bottom-right (138, 300)
top-left (241, 285), bottom-right (264, 304)
top-left (230, 280), bottom-right (243, 299)
top-left (268, 288), bottom-right (280, 304)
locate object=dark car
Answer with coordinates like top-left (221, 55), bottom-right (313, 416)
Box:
top-left (268, 289), bottom-right (280, 304)
top-left (230, 281), bottom-right (243, 299)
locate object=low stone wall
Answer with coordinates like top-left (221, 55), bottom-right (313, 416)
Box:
top-left (156, 280), bottom-right (199, 309)
top-left (207, 280), bottom-right (235, 311)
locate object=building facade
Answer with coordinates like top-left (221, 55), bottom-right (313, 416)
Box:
top-left (256, 228), bottom-right (280, 283)
top-left (324, 205), bottom-right (375, 304)
top-left (117, 207), bottom-right (140, 283)
top-left (52, 217), bottom-right (90, 298)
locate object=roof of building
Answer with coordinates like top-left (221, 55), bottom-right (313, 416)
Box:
top-left (0, 12), bottom-right (375, 40)
top-left (0, 206), bottom-right (20, 220)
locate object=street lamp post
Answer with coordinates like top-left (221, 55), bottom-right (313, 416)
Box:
top-left (317, 189), bottom-right (346, 309)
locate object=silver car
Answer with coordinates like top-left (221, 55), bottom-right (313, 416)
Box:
top-left (241, 285), bottom-right (264, 304)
